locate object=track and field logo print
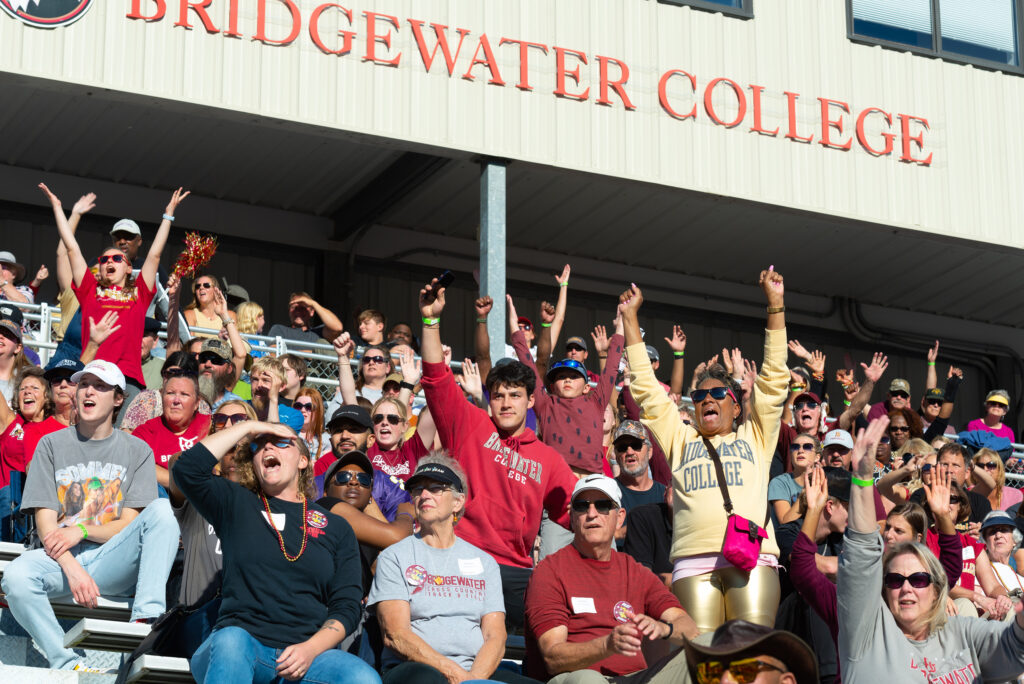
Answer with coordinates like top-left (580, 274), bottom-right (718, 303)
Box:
top-left (0, 0), bottom-right (93, 29)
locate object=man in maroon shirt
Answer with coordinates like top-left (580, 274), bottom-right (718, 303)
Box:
top-left (526, 474), bottom-right (696, 683)
top-left (417, 278), bottom-right (579, 629)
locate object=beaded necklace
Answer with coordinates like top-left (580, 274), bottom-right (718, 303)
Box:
top-left (259, 491), bottom-right (308, 562)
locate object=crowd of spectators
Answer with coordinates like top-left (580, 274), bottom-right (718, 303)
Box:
top-left (0, 187), bottom-right (1022, 683)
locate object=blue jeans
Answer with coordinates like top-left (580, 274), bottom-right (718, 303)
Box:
top-left (192, 626), bottom-right (382, 684)
top-left (0, 470), bottom-right (26, 542)
top-left (0, 499), bottom-right (179, 669)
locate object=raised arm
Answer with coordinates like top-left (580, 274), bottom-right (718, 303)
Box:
top-left (418, 278), bottom-right (446, 364)
top-left (536, 301), bottom-right (556, 379)
top-left (664, 326), bottom-right (687, 396)
top-left (507, 296), bottom-right (547, 413)
top-left (926, 341), bottom-right (939, 390)
top-left (546, 263), bottom-right (571, 353)
top-left (331, 333), bottom-right (358, 405)
top-left (473, 296), bottom-right (494, 379)
top-left (850, 417), bottom-right (889, 533)
top-left (840, 353), bottom-right (887, 431)
top-left (293, 294), bottom-right (343, 340)
top-left (142, 187), bottom-right (189, 290)
top-left (212, 287), bottom-right (247, 378)
top-left (164, 273), bottom-right (183, 354)
top-left (38, 183), bottom-right (88, 286)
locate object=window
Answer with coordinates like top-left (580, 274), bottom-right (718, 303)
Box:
top-left (659, 0), bottom-right (753, 20)
top-left (849, 0), bottom-right (1022, 72)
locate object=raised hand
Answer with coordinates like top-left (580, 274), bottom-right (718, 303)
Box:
top-left (788, 339), bottom-right (811, 361)
top-left (399, 345), bottom-right (421, 384)
top-left (664, 325), bottom-right (686, 352)
top-left (591, 324), bottom-right (609, 354)
top-left (927, 340), bottom-right (939, 364)
top-left (540, 301), bottom-right (555, 325)
top-left (861, 353), bottom-right (888, 383)
top-left (759, 267), bottom-right (785, 306)
top-left (474, 296), bottom-right (493, 318)
top-left (33, 265), bottom-right (49, 283)
top-left (851, 416), bottom-right (889, 479)
top-left (742, 360), bottom-right (758, 396)
top-left (37, 182), bottom-right (62, 208)
top-left (554, 264), bottom-right (570, 287)
top-left (419, 277), bottom-right (447, 318)
top-left (88, 311), bottom-right (122, 346)
top-left (705, 354), bottom-right (720, 370)
top-left (165, 187), bottom-right (190, 216)
top-left (505, 295), bottom-right (520, 335)
top-left (804, 464), bottom-right (828, 511)
top-left (617, 283), bottom-right (643, 317)
top-left (730, 348), bottom-right (744, 377)
top-left (922, 461), bottom-right (952, 521)
top-left (166, 272), bottom-right (181, 299)
top-left (844, 381), bottom-right (860, 403)
top-left (332, 331), bottom-right (355, 359)
top-left (721, 348), bottom-right (734, 375)
top-left (835, 368), bottom-right (854, 388)
top-left (807, 350), bottom-right (826, 375)
top-left (460, 358), bottom-right (483, 400)
top-left (212, 287), bottom-right (229, 317)
top-left (948, 365), bottom-right (963, 379)
top-left (71, 193), bottom-right (96, 216)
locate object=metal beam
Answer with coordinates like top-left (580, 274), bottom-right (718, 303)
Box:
top-left (331, 152), bottom-right (450, 241)
top-left (480, 160), bottom-right (507, 364)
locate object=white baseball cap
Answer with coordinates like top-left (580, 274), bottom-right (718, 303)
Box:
top-left (822, 429), bottom-right (854, 450)
top-left (71, 360), bottom-right (126, 391)
top-left (110, 219), bottom-right (141, 237)
top-left (571, 474), bottom-right (622, 506)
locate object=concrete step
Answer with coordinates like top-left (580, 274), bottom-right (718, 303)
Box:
top-left (125, 654), bottom-right (192, 683)
top-left (0, 663), bottom-right (116, 682)
top-left (64, 619), bottom-right (150, 652)
top-left (0, 542), bottom-right (26, 562)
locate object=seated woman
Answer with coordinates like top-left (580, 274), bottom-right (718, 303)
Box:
top-left (968, 448), bottom-right (1023, 512)
top-left (120, 352), bottom-right (208, 433)
top-left (768, 433), bottom-right (820, 526)
top-left (369, 453), bottom-right (538, 684)
top-left (173, 418), bottom-right (380, 684)
top-left (838, 417), bottom-right (1024, 684)
top-left (975, 511), bottom-right (1024, 603)
top-left (184, 275), bottom-right (236, 339)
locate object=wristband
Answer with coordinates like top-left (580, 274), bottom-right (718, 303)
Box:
top-left (927, 362), bottom-right (936, 366)
top-left (77, 523), bottom-right (88, 539)
top-left (851, 476), bottom-right (874, 488)
top-left (843, 400), bottom-right (851, 406)
top-left (399, 381), bottom-right (416, 391)
top-left (766, 306), bottom-right (785, 314)
top-left (559, 281), bottom-right (568, 287)
top-left (811, 372), bottom-right (824, 381)
top-left (422, 317), bottom-right (440, 326)
top-left (162, 213), bottom-right (175, 222)
top-left (540, 322), bottom-right (552, 328)
top-left (661, 620), bottom-right (674, 640)
top-left (476, 318), bottom-right (488, 323)
top-left (789, 387), bottom-right (803, 393)
top-left (673, 351), bottom-right (685, 358)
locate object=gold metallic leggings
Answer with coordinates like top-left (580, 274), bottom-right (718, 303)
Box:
top-left (671, 565), bottom-right (780, 634)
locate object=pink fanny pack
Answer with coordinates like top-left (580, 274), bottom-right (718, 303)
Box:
top-left (703, 437), bottom-right (768, 573)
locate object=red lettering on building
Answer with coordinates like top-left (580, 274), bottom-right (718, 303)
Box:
top-left (499, 38), bottom-right (549, 91)
top-left (223, 0), bottom-right (241, 37)
top-left (899, 114), bottom-right (933, 166)
top-left (309, 4), bottom-right (355, 56)
top-left (553, 47), bottom-right (589, 101)
top-left (855, 107), bottom-right (894, 156)
top-left (704, 77), bottom-right (746, 128)
top-left (363, 11), bottom-right (401, 66)
top-left (175, 0), bottom-right (218, 33)
top-left (462, 34), bottom-right (505, 85)
top-left (658, 69), bottom-right (697, 120)
top-left (127, 0), bottom-right (166, 21)
top-left (409, 20), bottom-right (470, 76)
top-left (254, 0), bottom-right (300, 46)
top-left (595, 55), bottom-right (635, 110)
top-left (748, 85), bottom-right (778, 136)
top-left (818, 97), bottom-right (852, 151)
top-left (784, 91), bottom-right (814, 143)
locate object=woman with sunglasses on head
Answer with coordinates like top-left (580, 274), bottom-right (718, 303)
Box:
top-left (184, 275), bottom-right (236, 339)
top-left (173, 417), bottom-right (379, 684)
top-left (967, 448), bottom-right (1022, 512)
top-left (370, 453), bottom-right (539, 684)
top-left (356, 344), bottom-right (394, 404)
top-left (768, 434), bottom-right (820, 526)
top-left (619, 270), bottom-right (790, 633)
top-left (38, 183), bottom-right (189, 410)
top-left (838, 417), bottom-right (1024, 684)
top-left (295, 387), bottom-right (330, 462)
top-left (119, 352), bottom-right (209, 433)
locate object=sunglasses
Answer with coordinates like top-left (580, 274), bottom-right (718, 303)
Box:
top-left (294, 401), bottom-right (314, 412)
top-left (925, 399), bottom-right (943, 407)
top-left (212, 413), bottom-right (249, 428)
top-left (198, 353), bottom-right (230, 366)
top-left (977, 461), bottom-right (998, 471)
top-left (615, 440), bottom-right (645, 454)
top-left (889, 425), bottom-right (910, 433)
top-left (373, 414), bottom-right (401, 426)
top-left (789, 442), bottom-right (816, 452)
top-left (921, 463), bottom-right (933, 473)
top-left (571, 498), bottom-right (618, 514)
top-left (333, 470), bottom-right (372, 488)
top-left (162, 366), bottom-right (198, 380)
top-left (97, 254), bottom-right (126, 265)
top-left (949, 496), bottom-right (962, 505)
top-left (194, 282), bottom-right (213, 290)
top-left (879, 436), bottom-right (891, 444)
top-left (410, 483), bottom-right (452, 497)
top-left (890, 391), bottom-right (910, 399)
top-left (362, 356), bottom-right (387, 365)
top-left (690, 386), bottom-right (738, 403)
top-left (519, 323), bottom-right (532, 331)
top-left (249, 437), bottom-right (292, 453)
top-left (793, 401), bottom-right (819, 411)
top-left (883, 571), bottom-right (932, 590)
top-left (695, 658), bottom-right (785, 684)
top-left (49, 375), bottom-right (76, 386)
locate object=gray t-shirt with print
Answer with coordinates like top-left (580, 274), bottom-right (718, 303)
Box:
top-left (22, 427), bottom-right (158, 525)
top-left (368, 535), bottom-right (504, 670)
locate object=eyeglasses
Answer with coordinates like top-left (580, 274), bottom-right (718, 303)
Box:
top-left (194, 282), bottom-right (213, 291)
top-left (890, 391), bottom-right (910, 399)
top-left (790, 443), bottom-right (816, 452)
top-left (212, 413), bottom-right (249, 428)
top-left (793, 401), bottom-right (819, 411)
top-left (97, 254), bottom-right (126, 265)
top-left (362, 356), bottom-right (387, 365)
top-left (410, 483), bottom-right (452, 497)
top-left (883, 572), bottom-right (932, 590)
top-left (162, 366), bottom-right (198, 380)
top-left (921, 463), bottom-right (933, 473)
top-left (977, 461), bottom-right (998, 471)
top-left (949, 496), bottom-right (962, 505)
top-left (373, 414), bottom-right (401, 426)
top-left (889, 425), bottom-right (910, 433)
top-left (294, 401), bottom-right (314, 412)
top-left (695, 658), bottom-right (786, 684)
top-left (615, 440), bottom-right (645, 454)
top-left (518, 323), bottom-right (532, 331)
top-left (333, 471), bottom-right (372, 488)
top-left (198, 353), bottom-right (230, 366)
top-left (690, 386), bottom-right (737, 403)
top-left (986, 401), bottom-right (1007, 408)
top-left (249, 437), bottom-right (292, 453)
top-left (570, 498), bottom-right (618, 514)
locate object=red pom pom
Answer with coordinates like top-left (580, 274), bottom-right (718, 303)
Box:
top-left (172, 233), bottom-right (218, 280)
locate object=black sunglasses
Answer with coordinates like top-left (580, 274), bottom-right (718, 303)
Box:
top-left (690, 386), bottom-right (735, 403)
top-left (890, 391), bottom-right (910, 399)
top-left (293, 401), bottom-right (314, 412)
top-left (410, 483), bottom-right (451, 497)
top-left (373, 414), bottom-right (401, 426)
top-left (925, 399), bottom-right (943, 406)
top-left (614, 439), bottom-right (645, 454)
top-left (198, 353), bottom-right (230, 366)
top-left (977, 461), bottom-right (998, 470)
top-left (883, 572), bottom-right (931, 590)
top-left (194, 282), bottom-right (213, 290)
top-left (695, 658), bottom-right (785, 684)
top-left (362, 355), bottom-right (387, 365)
top-left (212, 413), bottom-right (248, 428)
top-left (889, 425), bottom-right (910, 433)
top-left (571, 498), bottom-right (618, 514)
top-left (793, 401), bottom-right (819, 410)
top-left (789, 443), bottom-right (816, 452)
top-left (333, 471), bottom-right (372, 488)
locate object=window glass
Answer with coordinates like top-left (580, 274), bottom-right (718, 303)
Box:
top-left (852, 0), bottom-right (933, 49)
top-left (940, 0), bottom-right (1018, 65)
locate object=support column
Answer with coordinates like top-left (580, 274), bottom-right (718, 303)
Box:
top-left (480, 160), bottom-right (507, 364)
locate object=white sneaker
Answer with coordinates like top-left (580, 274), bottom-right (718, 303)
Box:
top-left (72, 661), bottom-right (116, 674)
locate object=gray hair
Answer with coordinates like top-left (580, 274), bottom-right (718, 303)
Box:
top-left (883, 542), bottom-right (949, 634)
top-left (416, 449), bottom-right (469, 501)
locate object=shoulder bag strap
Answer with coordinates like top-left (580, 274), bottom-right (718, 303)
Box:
top-left (702, 436), bottom-right (734, 515)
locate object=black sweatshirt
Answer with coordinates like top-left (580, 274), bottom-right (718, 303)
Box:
top-left (173, 444), bottom-right (362, 648)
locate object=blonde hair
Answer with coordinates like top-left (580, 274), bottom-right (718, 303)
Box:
top-left (236, 425), bottom-right (315, 500)
top-left (235, 301), bottom-right (264, 335)
top-left (250, 356), bottom-right (287, 385)
top-left (972, 447), bottom-right (1006, 503)
top-left (883, 542), bottom-right (949, 634)
top-left (372, 396), bottom-right (409, 424)
top-left (184, 274), bottom-right (216, 312)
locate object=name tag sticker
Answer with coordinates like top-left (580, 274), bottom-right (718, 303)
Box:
top-left (458, 557), bottom-right (484, 575)
top-left (962, 546), bottom-right (975, 560)
top-left (571, 597), bottom-right (596, 614)
top-left (261, 511), bottom-right (286, 531)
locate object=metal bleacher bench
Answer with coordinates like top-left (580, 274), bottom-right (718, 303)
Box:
top-left (0, 541), bottom-right (192, 682)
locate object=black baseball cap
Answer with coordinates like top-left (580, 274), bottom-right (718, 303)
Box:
top-left (327, 405), bottom-right (372, 432)
top-left (406, 462), bottom-right (465, 493)
top-left (323, 450), bottom-right (374, 486)
top-left (44, 358), bottom-right (84, 382)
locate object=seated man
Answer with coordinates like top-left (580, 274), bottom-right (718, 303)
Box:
top-left (0, 360), bottom-right (179, 672)
top-left (267, 291), bottom-right (343, 347)
top-left (248, 356), bottom-right (303, 429)
top-left (683, 620), bottom-right (818, 684)
top-left (525, 474), bottom-right (697, 684)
